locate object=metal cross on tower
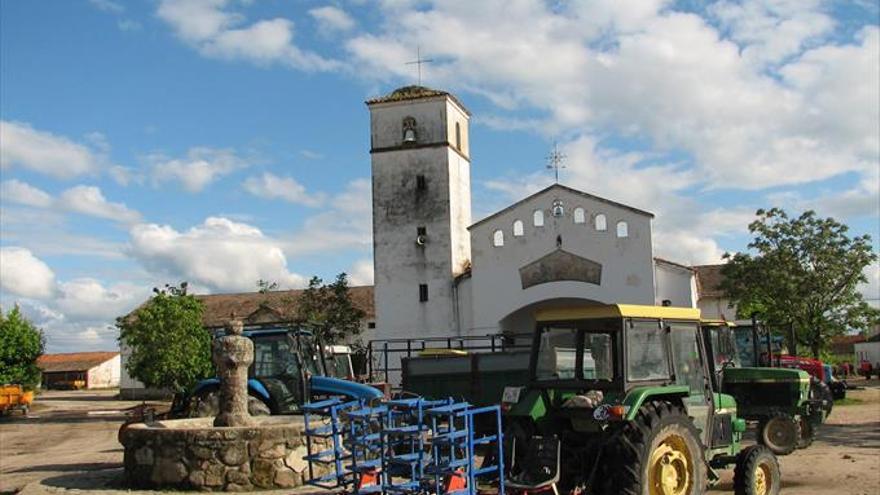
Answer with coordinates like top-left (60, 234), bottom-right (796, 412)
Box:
top-left (406, 46), bottom-right (434, 86)
top-left (546, 142), bottom-right (567, 183)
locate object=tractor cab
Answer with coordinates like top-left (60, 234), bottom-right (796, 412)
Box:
top-left (187, 324), bottom-right (381, 418)
top-left (502, 304), bottom-right (776, 495)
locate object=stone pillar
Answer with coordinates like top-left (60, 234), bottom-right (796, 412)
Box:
top-left (213, 319), bottom-right (254, 427)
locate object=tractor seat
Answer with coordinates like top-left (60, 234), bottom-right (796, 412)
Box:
top-left (506, 436), bottom-right (561, 495)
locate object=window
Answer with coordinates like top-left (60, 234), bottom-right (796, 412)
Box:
top-left (595, 214), bottom-right (607, 231)
top-left (536, 327), bottom-right (578, 380)
top-left (455, 122), bottom-right (462, 150)
top-left (533, 209), bottom-right (545, 227)
top-left (367, 322), bottom-right (376, 329)
top-left (573, 207), bottom-right (585, 224)
top-left (627, 320), bottom-right (670, 381)
top-left (582, 332), bottom-right (614, 380)
top-left (493, 229), bottom-right (504, 247)
top-left (417, 226), bottom-right (427, 236)
top-left (419, 284), bottom-right (429, 302)
top-left (403, 117), bottom-right (417, 143)
top-left (617, 221), bottom-right (628, 238)
top-left (669, 323), bottom-right (708, 394)
top-left (513, 220), bottom-right (524, 237)
top-left (416, 174), bottom-right (427, 191)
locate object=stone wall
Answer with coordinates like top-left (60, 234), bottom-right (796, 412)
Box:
top-left (121, 417), bottom-right (329, 491)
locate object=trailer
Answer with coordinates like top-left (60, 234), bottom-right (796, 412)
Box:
top-left (0, 385), bottom-right (33, 416)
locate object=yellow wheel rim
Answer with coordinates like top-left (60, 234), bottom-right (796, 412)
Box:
top-left (648, 434), bottom-right (693, 495)
top-left (753, 462), bottom-right (772, 495)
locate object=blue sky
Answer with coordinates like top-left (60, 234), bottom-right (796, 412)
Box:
top-left (1, 0), bottom-right (878, 352)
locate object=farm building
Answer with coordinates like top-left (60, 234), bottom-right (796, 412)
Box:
top-left (36, 351), bottom-right (120, 389)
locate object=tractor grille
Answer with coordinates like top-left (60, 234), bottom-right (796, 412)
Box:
top-left (723, 382), bottom-right (797, 408)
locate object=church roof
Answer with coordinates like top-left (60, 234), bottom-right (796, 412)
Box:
top-left (693, 264), bottom-right (724, 298)
top-left (366, 85), bottom-right (471, 115)
top-left (469, 183), bottom-right (654, 230)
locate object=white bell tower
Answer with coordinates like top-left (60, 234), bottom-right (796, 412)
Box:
top-left (367, 86), bottom-right (472, 340)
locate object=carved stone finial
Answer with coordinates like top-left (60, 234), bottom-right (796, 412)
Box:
top-left (213, 318), bottom-right (254, 427)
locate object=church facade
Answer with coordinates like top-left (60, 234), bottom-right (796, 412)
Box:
top-left (367, 86), bottom-right (696, 343)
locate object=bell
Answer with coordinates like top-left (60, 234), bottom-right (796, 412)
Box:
top-left (403, 128), bottom-right (416, 143)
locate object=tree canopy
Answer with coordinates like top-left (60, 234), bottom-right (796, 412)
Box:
top-left (0, 306), bottom-right (45, 388)
top-left (721, 208), bottom-right (879, 357)
top-left (117, 282), bottom-right (212, 393)
top-left (295, 273), bottom-right (366, 345)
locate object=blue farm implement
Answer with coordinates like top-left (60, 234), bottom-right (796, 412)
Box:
top-left (302, 396), bottom-right (505, 495)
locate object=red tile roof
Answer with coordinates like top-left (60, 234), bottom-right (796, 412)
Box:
top-left (195, 285), bottom-right (375, 328)
top-left (37, 352), bottom-right (119, 373)
top-left (694, 264), bottom-right (725, 298)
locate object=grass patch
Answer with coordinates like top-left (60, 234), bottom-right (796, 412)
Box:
top-left (835, 397), bottom-right (863, 406)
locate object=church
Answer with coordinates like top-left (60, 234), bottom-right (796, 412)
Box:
top-left (120, 85), bottom-right (710, 397)
top-left (366, 85), bottom-right (697, 343)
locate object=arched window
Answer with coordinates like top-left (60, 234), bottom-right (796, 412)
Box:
top-left (513, 220), bottom-right (524, 237)
top-left (573, 207), bottom-right (585, 224)
top-left (595, 214), bottom-right (607, 231)
top-left (533, 210), bottom-right (544, 227)
top-left (403, 117), bottom-right (417, 143)
top-left (455, 122), bottom-right (462, 150)
top-left (617, 221), bottom-right (628, 238)
top-left (493, 229), bottom-right (504, 247)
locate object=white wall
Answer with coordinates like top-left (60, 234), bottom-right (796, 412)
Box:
top-left (855, 342), bottom-right (880, 364)
top-left (87, 354), bottom-right (120, 388)
top-left (654, 262), bottom-right (697, 308)
top-left (467, 186), bottom-right (655, 335)
top-left (698, 296), bottom-right (737, 320)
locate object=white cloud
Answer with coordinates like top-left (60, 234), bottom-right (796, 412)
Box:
top-left (88, 0), bottom-right (124, 14)
top-left (860, 260), bottom-right (879, 304)
top-left (157, 0), bottom-right (340, 71)
top-left (0, 121), bottom-right (106, 179)
top-left (309, 6), bottom-right (356, 33)
top-left (54, 278), bottom-right (148, 321)
top-left (0, 247), bottom-right (56, 299)
top-left (150, 147), bottom-right (249, 192)
top-left (242, 172), bottom-right (326, 207)
top-left (345, 2), bottom-right (878, 191)
top-left (347, 259), bottom-right (374, 286)
top-left (128, 217), bottom-right (307, 292)
top-left (1, 179), bottom-right (53, 208)
top-left (58, 185), bottom-right (141, 224)
top-left (282, 178), bottom-right (372, 256)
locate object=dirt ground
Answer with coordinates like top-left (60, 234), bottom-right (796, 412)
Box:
top-left (1, 384), bottom-right (879, 494)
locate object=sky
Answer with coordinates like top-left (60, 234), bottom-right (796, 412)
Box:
top-left (0, 0), bottom-right (878, 353)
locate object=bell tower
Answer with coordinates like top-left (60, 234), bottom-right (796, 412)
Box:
top-left (367, 86), bottom-right (472, 340)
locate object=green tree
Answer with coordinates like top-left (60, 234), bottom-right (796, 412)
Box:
top-left (0, 306), bottom-right (45, 388)
top-left (117, 282), bottom-right (212, 393)
top-left (721, 208), bottom-right (879, 358)
top-left (295, 273), bottom-right (366, 344)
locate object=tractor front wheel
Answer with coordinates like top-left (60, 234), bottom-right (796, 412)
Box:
top-left (796, 416), bottom-right (814, 449)
top-left (600, 401), bottom-right (707, 495)
top-left (733, 445), bottom-right (780, 495)
top-left (757, 413), bottom-right (798, 456)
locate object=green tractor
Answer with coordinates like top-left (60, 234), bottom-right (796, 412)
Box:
top-left (500, 304), bottom-right (780, 495)
top-left (701, 320), bottom-right (825, 455)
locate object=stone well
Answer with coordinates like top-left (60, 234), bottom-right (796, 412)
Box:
top-left (121, 416), bottom-right (328, 491)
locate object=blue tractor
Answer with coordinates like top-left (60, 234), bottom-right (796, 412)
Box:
top-left (186, 324), bottom-right (381, 417)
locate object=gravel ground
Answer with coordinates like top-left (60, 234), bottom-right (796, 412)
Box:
top-left (2, 383), bottom-right (878, 494)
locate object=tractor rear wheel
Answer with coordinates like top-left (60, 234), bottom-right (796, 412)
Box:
top-left (600, 401), bottom-right (707, 495)
top-left (733, 445), bottom-right (780, 495)
top-left (757, 413), bottom-right (798, 455)
top-left (796, 416), bottom-right (814, 449)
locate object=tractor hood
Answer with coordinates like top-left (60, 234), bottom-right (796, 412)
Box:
top-left (722, 367), bottom-right (810, 384)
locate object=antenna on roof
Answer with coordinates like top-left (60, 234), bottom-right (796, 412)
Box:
top-left (546, 142), bottom-right (566, 183)
top-left (405, 45), bottom-right (434, 86)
